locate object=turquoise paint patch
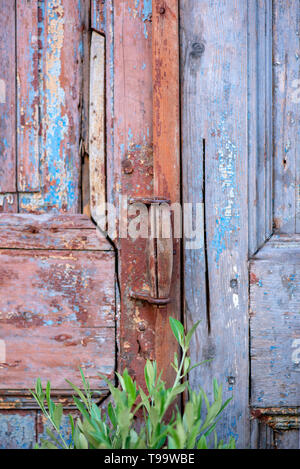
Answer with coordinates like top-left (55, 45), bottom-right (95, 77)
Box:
top-left (211, 115), bottom-right (240, 264)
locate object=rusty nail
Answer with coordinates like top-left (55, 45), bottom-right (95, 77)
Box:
top-left (159, 6), bottom-right (165, 14)
top-left (138, 322), bottom-right (146, 332)
top-left (230, 278), bottom-right (238, 289)
top-left (122, 159), bottom-right (134, 174)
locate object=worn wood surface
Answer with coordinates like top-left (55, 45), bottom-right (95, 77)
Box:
top-left (91, 0), bottom-right (106, 34)
top-left (0, 213), bottom-right (111, 251)
top-left (89, 32), bottom-right (106, 229)
top-left (273, 0), bottom-right (300, 233)
top-left (113, 0), bottom-right (156, 385)
top-left (152, 0), bottom-right (181, 386)
top-left (18, 0), bottom-right (89, 213)
top-left (0, 0), bottom-right (16, 193)
top-left (248, 0), bottom-right (273, 255)
top-left (181, 0), bottom-right (249, 447)
top-left (0, 249), bottom-right (115, 328)
top-left (250, 259), bottom-right (300, 407)
top-left (0, 411), bottom-right (36, 449)
top-left (17, 0), bottom-right (40, 193)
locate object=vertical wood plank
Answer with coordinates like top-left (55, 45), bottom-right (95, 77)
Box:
top-left (0, 0), bottom-right (16, 193)
top-left (180, 0), bottom-right (207, 392)
top-left (91, 0), bottom-right (106, 34)
top-left (89, 32), bottom-right (106, 228)
top-left (113, 0), bottom-right (156, 385)
top-left (180, 0), bottom-right (249, 447)
top-left (152, 0), bottom-right (181, 385)
top-left (248, 0), bottom-right (273, 255)
top-left (16, 0), bottom-right (40, 193)
top-left (273, 0), bottom-right (300, 233)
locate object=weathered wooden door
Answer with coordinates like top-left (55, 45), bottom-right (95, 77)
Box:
top-left (0, 0), bottom-right (116, 447)
top-left (0, 0), bottom-right (181, 448)
top-left (181, 0), bottom-right (299, 449)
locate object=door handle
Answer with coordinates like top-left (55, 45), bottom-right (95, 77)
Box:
top-left (129, 197), bottom-right (173, 306)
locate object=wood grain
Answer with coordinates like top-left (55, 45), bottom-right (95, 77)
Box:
top-left (0, 0), bottom-right (16, 193)
top-left (0, 325), bottom-right (114, 390)
top-left (16, 0), bottom-right (40, 193)
top-left (250, 259), bottom-right (300, 407)
top-left (89, 32), bottom-right (106, 229)
top-left (0, 249), bottom-right (115, 328)
top-left (180, 0), bottom-right (249, 447)
top-left (273, 0), bottom-right (300, 233)
top-left (248, 0), bottom-right (273, 255)
top-left (113, 0), bottom-right (156, 386)
top-left (152, 0), bottom-right (181, 386)
top-left (18, 0), bottom-right (89, 214)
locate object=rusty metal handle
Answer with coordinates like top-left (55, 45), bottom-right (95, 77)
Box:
top-left (130, 198), bottom-right (173, 306)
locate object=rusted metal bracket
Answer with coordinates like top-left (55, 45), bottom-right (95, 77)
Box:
top-left (129, 197), bottom-right (173, 307)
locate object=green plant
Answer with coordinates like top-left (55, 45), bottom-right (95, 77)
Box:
top-left (31, 318), bottom-right (235, 449)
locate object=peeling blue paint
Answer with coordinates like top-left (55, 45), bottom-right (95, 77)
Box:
top-left (211, 115), bottom-right (240, 264)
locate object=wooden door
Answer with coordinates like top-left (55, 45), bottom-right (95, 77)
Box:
top-left (0, 0), bottom-right (115, 447)
top-left (181, 0), bottom-right (299, 449)
top-left (0, 0), bottom-right (181, 448)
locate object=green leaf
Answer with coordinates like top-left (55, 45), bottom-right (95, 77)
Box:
top-left (185, 320), bottom-right (200, 348)
top-left (169, 317), bottom-right (184, 347)
top-left (52, 403), bottom-right (63, 429)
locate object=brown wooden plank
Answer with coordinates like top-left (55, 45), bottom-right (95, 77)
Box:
top-left (152, 0), bottom-right (181, 386)
top-left (16, 0), bottom-right (40, 192)
top-left (0, 213), bottom-right (98, 229)
top-left (91, 0), bottom-right (106, 34)
top-left (113, 1), bottom-right (155, 385)
top-left (0, 325), bottom-right (114, 390)
top-left (0, 249), bottom-right (115, 329)
top-left (0, 226), bottom-right (110, 251)
top-left (0, 0), bottom-right (16, 193)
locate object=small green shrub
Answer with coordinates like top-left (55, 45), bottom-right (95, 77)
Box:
top-left (31, 318), bottom-right (235, 449)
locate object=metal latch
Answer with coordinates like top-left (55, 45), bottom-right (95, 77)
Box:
top-left (129, 197), bottom-right (173, 306)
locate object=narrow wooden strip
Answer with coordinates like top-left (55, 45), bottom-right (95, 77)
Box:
top-left (89, 32), bottom-right (106, 228)
top-left (114, 0), bottom-right (155, 387)
top-left (180, 0), bottom-right (207, 392)
top-left (152, 0), bottom-right (181, 387)
top-left (0, 226), bottom-right (110, 251)
top-left (91, 0), bottom-right (106, 34)
top-left (0, 213), bottom-right (97, 229)
top-left (273, 0), bottom-right (300, 233)
top-left (16, 0), bottom-right (40, 192)
top-left (248, 0), bottom-right (273, 255)
top-left (0, 0), bottom-right (16, 193)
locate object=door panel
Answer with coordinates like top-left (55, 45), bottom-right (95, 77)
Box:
top-left (0, 0), bottom-right (115, 448)
top-left (181, 0), bottom-right (299, 448)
